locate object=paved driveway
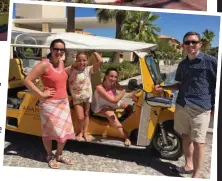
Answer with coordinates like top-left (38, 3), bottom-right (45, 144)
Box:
top-left (3, 130), bottom-right (213, 179)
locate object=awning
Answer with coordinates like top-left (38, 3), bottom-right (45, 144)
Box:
top-left (11, 30), bottom-right (158, 57)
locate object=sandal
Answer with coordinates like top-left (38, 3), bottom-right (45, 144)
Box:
top-left (56, 155), bottom-right (73, 165)
top-left (47, 155), bottom-right (59, 169)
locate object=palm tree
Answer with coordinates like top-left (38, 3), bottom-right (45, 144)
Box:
top-left (96, 9), bottom-right (129, 62)
top-left (66, 0), bottom-right (93, 32)
top-left (0, 0), bottom-right (9, 12)
top-left (64, 0), bottom-right (93, 66)
top-left (121, 12), bottom-right (161, 43)
top-left (96, 9), bottom-right (161, 62)
top-left (67, 6), bottom-right (75, 32)
top-left (201, 29), bottom-right (215, 52)
top-left (96, 9), bottom-right (129, 39)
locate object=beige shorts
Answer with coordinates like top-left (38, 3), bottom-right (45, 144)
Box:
top-left (73, 98), bottom-right (91, 105)
top-left (174, 104), bottom-right (211, 143)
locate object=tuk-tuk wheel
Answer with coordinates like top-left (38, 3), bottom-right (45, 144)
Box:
top-left (152, 126), bottom-right (183, 160)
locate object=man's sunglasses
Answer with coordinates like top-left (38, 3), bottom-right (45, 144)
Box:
top-left (52, 48), bottom-right (65, 52)
top-left (183, 40), bottom-right (200, 45)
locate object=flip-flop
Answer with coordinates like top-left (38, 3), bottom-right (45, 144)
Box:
top-left (172, 167), bottom-right (193, 174)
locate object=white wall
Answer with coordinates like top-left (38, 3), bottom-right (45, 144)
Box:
top-left (16, 4), bottom-right (42, 19)
top-left (16, 3), bottom-right (66, 19)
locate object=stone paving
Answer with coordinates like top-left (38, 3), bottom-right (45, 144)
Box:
top-left (3, 130), bottom-right (213, 179)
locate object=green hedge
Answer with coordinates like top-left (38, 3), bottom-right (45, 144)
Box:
top-left (100, 61), bottom-right (140, 81)
top-left (0, 13), bottom-right (8, 25)
top-left (101, 52), bottom-right (114, 58)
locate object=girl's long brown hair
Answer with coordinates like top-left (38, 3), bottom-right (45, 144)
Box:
top-left (103, 68), bottom-right (119, 83)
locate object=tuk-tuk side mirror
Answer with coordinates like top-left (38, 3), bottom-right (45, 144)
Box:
top-left (160, 73), bottom-right (167, 82)
top-left (128, 79), bottom-right (138, 91)
top-left (127, 79), bottom-right (143, 91)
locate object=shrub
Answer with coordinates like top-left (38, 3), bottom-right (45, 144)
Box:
top-left (101, 52), bottom-right (114, 58)
top-left (100, 61), bottom-right (140, 81)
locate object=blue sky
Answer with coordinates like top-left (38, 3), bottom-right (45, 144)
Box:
top-left (75, 7), bottom-right (220, 47)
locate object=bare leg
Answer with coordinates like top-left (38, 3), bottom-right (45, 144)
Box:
top-left (102, 108), bottom-right (131, 146)
top-left (42, 138), bottom-right (53, 156)
top-left (74, 104), bottom-right (85, 141)
top-left (83, 102), bottom-right (92, 142)
top-left (192, 142), bottom-right (205, 178)
top-left (182, 134), bottom-right (194, 171)
top-left (56, 141), bottom-right (66, 155)
top-left (42, 138), bottom-right (59, 169)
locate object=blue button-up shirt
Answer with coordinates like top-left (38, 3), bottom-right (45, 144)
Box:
top-left (175, 52), bottom-right (217, 110)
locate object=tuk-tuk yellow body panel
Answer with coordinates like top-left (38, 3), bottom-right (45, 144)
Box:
top-left (7, 109), bottom-right (19, 118)
top-left (158, 107), bottom-right (175, 123)
top-left (140, 57), bottom-right (154, 93)
top-left (147, 107), bottom-right (161, 139)
top-left (8, 59), bottom-right (25, 89)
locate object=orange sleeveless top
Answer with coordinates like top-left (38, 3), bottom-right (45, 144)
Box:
top-left (40, 59), bottom-right (68, 99)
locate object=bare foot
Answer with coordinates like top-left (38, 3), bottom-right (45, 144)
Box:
top-left (76, 133), bottom-right (84, 141)
top-left (124, 138), bottom-right (131, 146)
top-left (83, 133), bottom-right (92, 142)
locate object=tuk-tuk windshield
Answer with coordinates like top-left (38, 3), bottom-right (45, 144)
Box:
top-left (145, 55), bottom-right (163, 85)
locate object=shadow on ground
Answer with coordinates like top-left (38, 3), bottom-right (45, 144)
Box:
top-left (4, 130), bottom-right (182, 177)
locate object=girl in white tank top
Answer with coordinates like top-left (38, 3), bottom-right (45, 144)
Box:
top-left (91, 68), bottom-right (132, 146)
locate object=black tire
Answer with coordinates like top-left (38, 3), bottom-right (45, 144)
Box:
top-left (152, 128), bottom-right (183, 160)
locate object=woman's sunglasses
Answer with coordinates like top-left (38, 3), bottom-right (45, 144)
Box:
top-left (52, 48), bottom-right (65, 53)
top-left (183, 40), bottom-right (200, 45)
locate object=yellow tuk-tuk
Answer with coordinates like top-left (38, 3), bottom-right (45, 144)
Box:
top-left (7, 30), bottom-right (183, 160)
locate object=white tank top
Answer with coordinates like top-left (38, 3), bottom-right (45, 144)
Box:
top-left (91, 88), bottom-right (122, 113)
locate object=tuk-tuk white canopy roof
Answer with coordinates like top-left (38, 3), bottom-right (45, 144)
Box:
top-left (11, 30), bottom-right (158, 54)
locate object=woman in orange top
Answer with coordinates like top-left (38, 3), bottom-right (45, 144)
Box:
top-left (24, 39), bottom-right (75, 169)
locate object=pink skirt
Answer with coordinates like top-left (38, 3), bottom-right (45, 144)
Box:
top-left (40, 98), bottom-right (75, 143)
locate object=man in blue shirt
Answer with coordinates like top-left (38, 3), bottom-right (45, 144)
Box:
top-left (155, 32), bottom-right (217, 178)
